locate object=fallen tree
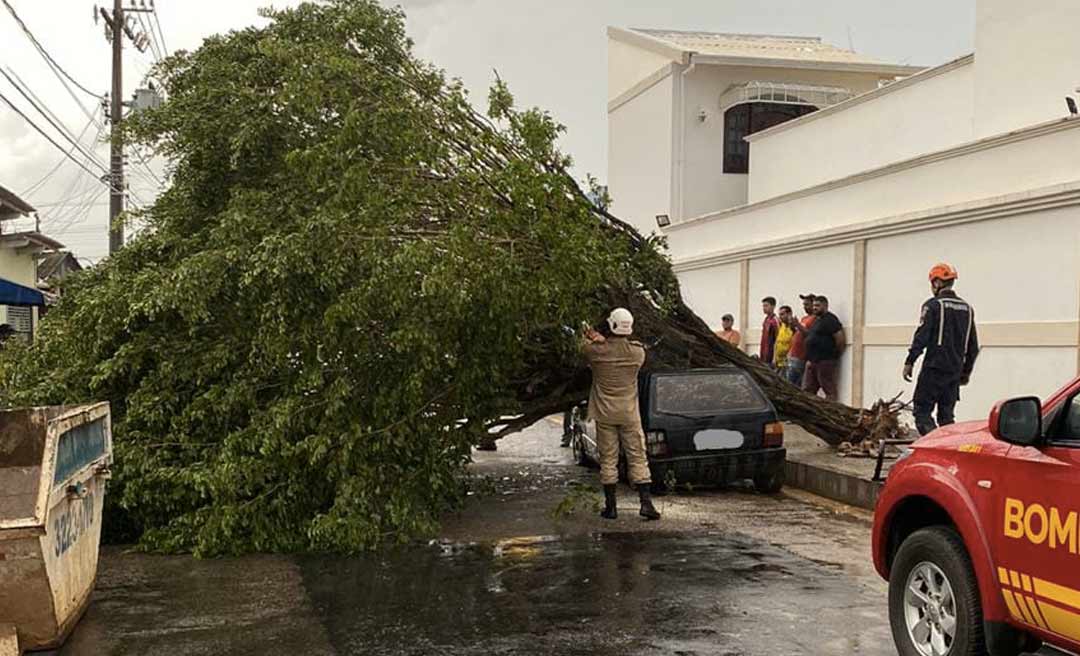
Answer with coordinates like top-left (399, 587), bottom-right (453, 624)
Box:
top-left (0, 0), bottom-right (898, 555)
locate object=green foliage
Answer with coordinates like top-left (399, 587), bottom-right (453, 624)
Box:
top-left (0, 0), bottom-right (673, 555)
top-left (549, 482), bottom-right (601, 519)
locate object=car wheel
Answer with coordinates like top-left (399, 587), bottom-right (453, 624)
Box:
top-left (889, 527), bottom-right (985, 656)
top-left (753, 468), bottom-right (785, 494)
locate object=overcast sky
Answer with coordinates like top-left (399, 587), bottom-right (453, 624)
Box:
top-left (0, 0), bottom-right (975, 263)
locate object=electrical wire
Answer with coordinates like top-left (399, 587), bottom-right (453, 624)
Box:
top-left (20, 107), bottom-right (102, 196)
top-left (151, 6), bottom-right (169, 58)
top-left (0, 0), bottom-right (105, 100)
top-left (136, 13), bottom-right (164, 64)
top-left (0, 87), bottom-right (148, 212)
top-left (0, 88), bottom-right (118, 193)
top-left (0, 68), bottom-right (110, 174)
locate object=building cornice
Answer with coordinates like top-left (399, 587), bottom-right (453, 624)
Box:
top-left (672, 180), bottom-right (1080, 272)
top-left (690, 53), bottom-right (924, 77)
top-left (607, 27), bottom-right (688, 65)
top-left (668, 114), bottom-right (1080, 237)
top-left (608, 63), bottom-right (676, 113)
top-left (746, 54), bottom-right (974, 143)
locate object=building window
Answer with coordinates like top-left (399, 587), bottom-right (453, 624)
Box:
top-left (723, 102), bottom-right (818, 174)
top-left (3, 306), bottom-right (32, 343)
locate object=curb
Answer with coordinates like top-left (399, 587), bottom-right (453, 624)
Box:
top-left (784, 457), bottom-right (882, 511)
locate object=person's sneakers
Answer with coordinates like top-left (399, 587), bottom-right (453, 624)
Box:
top-left (560, 432), bottom-right (572, 448)
top-left (600, 484), bottom-right (618, 520)
top-left (637, 484), bottom-right (661, 521)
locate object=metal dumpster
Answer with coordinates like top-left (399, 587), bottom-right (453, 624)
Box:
top-left (0, 403), bottom-right (112, 654)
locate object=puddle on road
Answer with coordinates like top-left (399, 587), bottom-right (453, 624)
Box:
top-left (297, 531), bottom-right (890, 656)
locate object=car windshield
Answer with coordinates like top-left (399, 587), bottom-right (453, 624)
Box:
top-left (652, 371), bottom-right (769, 416)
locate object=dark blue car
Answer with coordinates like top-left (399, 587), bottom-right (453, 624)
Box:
top-left (570, 366), bottom-right (786, 493)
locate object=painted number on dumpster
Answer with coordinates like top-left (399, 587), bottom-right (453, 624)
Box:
top-left (53, 489), bottom-right (96, 558)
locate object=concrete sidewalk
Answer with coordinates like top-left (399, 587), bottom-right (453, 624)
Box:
top-left (783, 425), bottom-right (893, 511)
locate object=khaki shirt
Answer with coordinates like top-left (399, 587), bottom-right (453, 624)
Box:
top-left (582, 337), bottom-right (645, 425)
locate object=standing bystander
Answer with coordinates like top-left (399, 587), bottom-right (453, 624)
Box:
top-left (715, 314), bottom-right (741, 346)
top-left (786, 294), bottom-right (816, 386)
top-left (759, 297), bottom-right (779, 365)
top-left (774, 305), bottom-right (795, 371)
top-left (802, 296), bottom-right (846, 401)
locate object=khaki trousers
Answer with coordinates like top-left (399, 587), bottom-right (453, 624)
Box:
top-left (596, 421), bottom-right (652, 485)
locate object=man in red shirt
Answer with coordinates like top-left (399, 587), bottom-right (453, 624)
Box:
top-left (759, 297), bottom-right (779, 365)
top-left (785, 294), bottom-right (817, 386)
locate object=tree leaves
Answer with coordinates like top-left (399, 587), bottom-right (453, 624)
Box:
top-left (0, 0), bottom-right (656, 555)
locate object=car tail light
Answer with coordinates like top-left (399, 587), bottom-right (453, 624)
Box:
top-left (763, 422), bottom-right (784, 448)
top-left (646, 431), bottom-right (668, 456)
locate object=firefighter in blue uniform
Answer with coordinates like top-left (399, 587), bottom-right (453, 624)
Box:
top-left (903, 263), bottom-right (981, 436)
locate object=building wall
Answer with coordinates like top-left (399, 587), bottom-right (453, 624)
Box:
top-left (664, 119), bottom-right (1080, 262)
top-left (678, 263), bottom-right (741, 340)
top-left (677, 64), bottom-right (890, 221)
top-left (975, 0), bottom-right (1080, 138)
top-left (748, 60), bottom-right (975, 203)
top-left (607, 71), bottom-right (674, 236)
top-left (675, 199), bottom-right (1080, 424)
top-left (607, 38), bottom-right (675, 102)
top-left (0, 248), bottom-right (39, 338)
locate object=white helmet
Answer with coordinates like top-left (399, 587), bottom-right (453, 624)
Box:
top-left (607, 308), bottom-right (634, 336)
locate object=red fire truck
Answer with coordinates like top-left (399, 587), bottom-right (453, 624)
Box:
top-left (873, 376), bottom-right (1080, 656)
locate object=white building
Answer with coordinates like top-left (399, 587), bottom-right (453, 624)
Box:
top-left (0, 185), bottom-right (61, 342)
top-left (608, 0), bottom-right (1080, 419)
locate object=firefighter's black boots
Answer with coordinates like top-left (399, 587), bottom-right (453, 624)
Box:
top-left (600, 484), bottom-right (618, 519)
top-left (637, 484), bottom-right (661, 520)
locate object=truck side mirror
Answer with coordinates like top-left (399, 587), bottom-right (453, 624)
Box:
top-left (989, 396), bottom-right (1042, 446)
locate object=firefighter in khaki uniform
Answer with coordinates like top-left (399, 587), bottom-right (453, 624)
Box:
top-left (582, 308), bottom-right (661, 521)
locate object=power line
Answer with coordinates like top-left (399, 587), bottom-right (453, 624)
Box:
top-left (136, 13), bottom-right (163, 63)
top-left (0, 88), bottom-right (117, 192)
top-left (151, 6), bottom-right (169, 58)
top-left (0, 87), bottom-right (147, 209)
top-left (0, 68), bottom-right (111, 176)
top-left (21, 107), bottom-right (102, 196)
top-left (0, 0), bottom-right (105, 100)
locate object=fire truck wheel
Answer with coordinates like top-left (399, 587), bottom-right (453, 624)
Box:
top-left (889, 526), bottom-right (986, 656)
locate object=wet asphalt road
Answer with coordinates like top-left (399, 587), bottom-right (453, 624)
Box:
top-left (54, 420), bottom-right (899, 656)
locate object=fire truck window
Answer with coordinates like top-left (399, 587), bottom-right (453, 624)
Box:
top-left (1062, 397), bottom-right (1080, 442)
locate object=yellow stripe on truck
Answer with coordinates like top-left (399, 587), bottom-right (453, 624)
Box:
top-left (1023, 595), bottom-right (1048, 630)
top-left (1001, 589), bottom-right (1025, 623)
top-left (1034, 578), bottom-right (1080, 612)
top-left (1038, 602), bottom-right (1080, 643)
top-left (998, 567), bottom-right (1010, 585)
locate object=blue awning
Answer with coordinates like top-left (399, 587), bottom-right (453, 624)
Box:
top-left (0, 277), bottom-right (45, 307)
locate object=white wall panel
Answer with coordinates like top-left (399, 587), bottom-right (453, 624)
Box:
top-left (678, 263), bottom-right (741, 333)
top-left (750, 62), bottom-right (975, 203)
top-left (865, 207), bottom-right (1080, 326)
top-left (608, 76), bottom-right (673, 236)
top-left (607, 39), bottom-right (673, 102)
top-left (975, 0), bottom-right (1080, 138)
top-left (665, 125), bottom-right (1080, 261)
top-left (864, 345), bottom-right (1077, 423)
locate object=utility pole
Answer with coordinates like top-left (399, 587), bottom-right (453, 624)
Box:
top-left (98, 1), bottom-right (153, 255)
top-left (109, 0), bottom-right (123, 255)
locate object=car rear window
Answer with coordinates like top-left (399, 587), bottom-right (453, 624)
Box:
top-left (652, 371), bottom-right (770, 416)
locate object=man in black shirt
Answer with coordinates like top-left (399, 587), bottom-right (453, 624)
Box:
top-left (903, 263), bottom-right (980, 436)
top-left (802, 296), bottom-right (846, 401)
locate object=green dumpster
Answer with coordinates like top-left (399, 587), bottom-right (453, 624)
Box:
top-left (0, 404), bottom-right (112, 654)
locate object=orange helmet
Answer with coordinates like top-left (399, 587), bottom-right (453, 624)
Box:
top-left (928, 263), bottom-right (958, 282)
